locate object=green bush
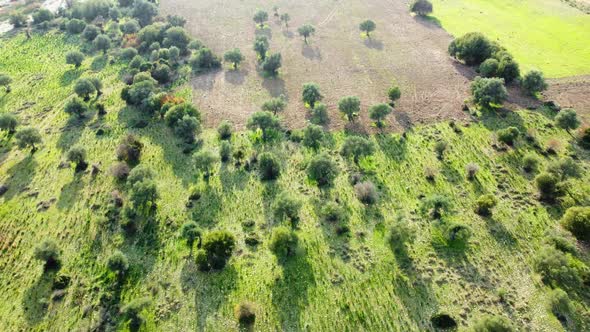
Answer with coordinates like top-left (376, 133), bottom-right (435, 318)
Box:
top-left (522, 153), bottom-right (540, 173)
top-left (341, 136), bottom-right (375, 164)
top-left (273, 192), bottom-right (302, 222)
top-left (479, 58), bottom-right (499, 77)
top-left (579, 126), bottom-right (590, 148)
top-left (261, 97), bottom-right (286, 115)
top-left (522, 70), bottom-right (547, 95)
top-left (66, 18), bottom-right (86, 34)
top-left (82, 24), bottom-right (100, 41)
top-left (302, 124), bottom-right (324, 150)
top-left (234, 301), bottom-right (257, 326)
top-left (387, 85), bottom-right (401, 105)
top-left (173, 115), bottom-right (200, 143)
top-left (74, 78), bottom-right (96, 100)
top-left (434, 140), bottom-right (448, 159)
top-left (246, 111), bottom-right (280, 141)
top-left (448, 32), bottom-right (494, 66)
top-left (32, 9), bottom-right (53, 25)
top-left (560, 206), bottom-right (590, 242)
top-left (534, 246), bottom-right (586, 288)
top-left (258, 152), bottom-right (281, 181)
top-left (497, 127), bottom-right (520, 146)
top-left (535, 172), bottom-right (559, 201)
top-left (190, 48), bottom-right (221, 71)
top-left (547, 157), bottom-right (581, 180)
top-left (307, 153), bottom-right (339, 187)
top-left (107, 251), bottom-right (129, 275)
top-left (129, 179), bottom-right (158, 210)
top-left (475, 194), bottom-right (497, 216)
top-left (121, 297), bottom-right (150, 331)
top-left (446, 222), bottom-right (471, 247)
top-left (196, 230), bottom-right (236, 270)
top-left (193, 149), bottom-right (218, 178)
top-left (269, 226), bottom-right (298, 261)
top-left (320, 202), bottom-right (347, 224)
top-left (34, 239), bottom-right (61, 269)
top-left (422, 194), bottom-right (451, 219)
top-left (217, 120), bottom-right (233, 140)
top-left (471, 315), bottom-right (514, 332)
top-left (164, 103), bottom-right (200, 126)
top-left (547, 288), bottom-right (574, 324)
top-left (261, 53), bottom-right (282, 76)
top-left (471, 76), bottom-right (507, 107)
top-left (9, 12), bottom-right (27, 28)
top-left (387, 217), bottom-right (415, 253)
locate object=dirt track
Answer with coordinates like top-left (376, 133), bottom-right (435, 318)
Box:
top-left (161, 0), bottom-right (473, 131)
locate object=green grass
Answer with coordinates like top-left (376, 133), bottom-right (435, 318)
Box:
top-left (430, 0), bottom-right (590, 78)
top-left (1, 32), bottom-right (590, 331)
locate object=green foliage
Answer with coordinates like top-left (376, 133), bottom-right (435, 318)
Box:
top-left (9, 12), bottom-right (28, 28)
top-left (166, 14), bottom-right (186, 27)
top-left (0, 113), bottom-right (18, 133)
top-left (302, 124), bottom-right (324, 150)
top-left (341, 136), bottom-right (375, 163)
top-left (359, 20), bottom-right (376, 37)
top-left (64, 96), bottom-right (89, 117)
top-left (223, 48), bottom-right (245, 69)
top-left (561, 206), bottom-right (590, 242)
top-left (269, 226), bottom-right (298, 261)
top-left (74, 78), bottom-right (96, 100)
top-left (302, 83), bottom-right (323, 108)
top-left (522, 153), bottom-right (540, 173)
top-left (410, 0), bottom-right (433, 16)
top-left (174, 115), bottom-right (201, 143)
top-left (129, 179), bottom-right (158, 209)
top-left (217, 120), bottom-right (233, 140)
top-left (307, 153), bottom-right (339, 187)
top-left (93, 34), bottom-right (111, 54)
top-left (180, 221), bottom-right (201, 248)
top-left (497, 54), bottom-right (520, 83)
top-left (535, 172), bottom-right (559, 201)
top-left (127, 165), bottom-right (155, 186)
top-left (82, 24), bottom-right (100, 41)
top-left (434, 140), bottom-right (448, 159)
top-left (422, 194), bottom-right (451, 219)
top-left (479, 58), bottom-right (499, 78)
top-left (164, 103), bottom-right (200, 127)
top-left (246, 111), bottom-right (280, 141)
top-left (273, 191), bottom-right (302, 222)
top-left (163, 27), bottom-right (190, 53)
top-left (66, 51), bottom-right (85, 68)
top-left (471, 76), bottom-right (507, 107)
top-left (547, 156), bottom-right (581, 180)
top-left (387, 216), bottom-right (415, 253)
top-left (448, 32), bottom-right (495, 66)
top-left (338, 96), bottom-right (361, 122)
top-left (261, 53), bottom-right (282, 76)
top-left (369, 103), bottom-right (392, 127)
top-left (33, 239), bottom-right (60, 266)
top-left (298, 24), bottom-right (316, 43)
top-left (445, 222), bottom-right (471, 247)
top-left (219, 141), bottom-right (232, 162)
top-left (190, 48), bottom-right (221, 72)
top-left (121, 20), bottom-right (140, 35)
top-left (121, 297), bottom-right (150, 331)
top-left (555, 109), bottom-right (580, 133)
top-left (196, 230), bottom-right (236, 270)
top-left (193, 149), bottom-right (218, 178)
top-left (534, 246), bottom-right (587, 288)
top-left (320, 202), bottom-right (347, 224)
top-left (261, 97), bottom-right (286, 115)
top-left (253, 10), bottom-right (268, 28)
top-left (258, 152), bottom-right (281, 181)
top-left (547, 288), bottom-right (574, 324)
top-left (475, 194), bottom-right (497, 216)
top-left (471, 315), bottom-right (514, 332)
top-left (253, 36), bottom-right (269, 61)
top-left (66, 19), bottom-right (86, 34)
top-left (107, 251), bottom-right (129, 275)
top-left (387, 85), bottom-right (401, 105)
top-left (151, 64), bottom-right (172, 84)
top-left (522, 70), bottom-right (547, 95)
top-left (15, 126), bottom-right (42, 151)
top-left (579, 126), bottom-right (590, 148)
top-left (280, 13), bottom-right (291, 26)
top-left (354, 181), bottom-right (378, 204)
top-left (234, 302), bottom-right (257, 326)
top-left (32, 9), bottom-right (53, 25)
top-left (67, 145), bottom-right (87, 165)
top-left (496, 126), bottom-right (520, 146)
top-left (132, 0), bottom-right (158, 26)
top-left (310, 103), bottom-right (329, 125)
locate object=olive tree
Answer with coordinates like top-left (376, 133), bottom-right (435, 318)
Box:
top-left (302, 124), bottom-right (325, 150)
top-left (66, 51), bottom-right (85, 68)
top-left (338, 96), bottom-right (361, 122)
top-left (253, 36), bottom-right (269, 61)
top-left (132, 0), bottom-right (158, 26)
top-left (302, 83), bottom-right (322, 108)
top-left (67, 145), bottom-right (87, 168)
top-left (555, 109), bottom-right (580, 135)
top-left (15, 127), bottom-right (42, 152)
top-left (261, 97), bottom-right (286, 115)
top-left (280, 13), bottom-right (291, 27)
top-left (34, 239), bottom-right (61, 269)
top-left (0, 113), bottom-right (18, 133)
top-left (470, 76), bottom-right (507, 108)
top-left (369, 103), bottom-right (392, 127)
top-left (262, 53), bottom-right (282, 76)
top-left (74, 78), bottom-right (97, 101)
top-left (247, 111), bottom-right (280, 141)
top-left (359, 20), bottom-right (376, 38)
top-left (223, 48), bottom-right (245, 69)
top-left (522, 70), bottom-right (548, 96)
top-left (387, 85), bottom-right (401, 105)
top-left (341, 136), bottom-right (375, 164)
top-left (297, 24), bottom-right (315, 43)
top-left (410, 0), bottom-right (433, 16)
top-left (253, 10), bottom-right (268, 28)
top-left (307, 153), bottom-right (339, 187)
top-left (64, 96), bottom-right (89, 117)
top-left (93, 34), bottom-right (111, 54)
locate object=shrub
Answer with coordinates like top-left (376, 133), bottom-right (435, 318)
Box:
top-left (190, 48), bottom-right (222, 71)
top-left (234, 302), bottom-right (257, 326)
top-left (422, 194), bottom-right (451, 219)
top-left (34, 239), bottom-right (61, 269)
top-left (33, 9), bottom-right (53, 25)
top-left (475, 194), bottom-right (497, 216)
top-left (64, 96), bottom-right (89, 117)
top-left (446, 222), bottom-right (471, 246)
top-left (341, 136), bottom-right (375, 164)
top-left (448, 32), bottom-right (494, 66)
top-left (193, 149), bottom-right (218, 178)
top-left (535, 172), bottom-right (561, 201)
top-left (82, 24), bottom-right (100, 41)
top-left (311, 103), bottom-right (329, 125)
top-left (302, 83), bottom-right (322, 108)
top-left (354, 181), bottom-right (378, 204)
top-left (180, 221), bottom-right (201, 249)
top-left (387, 85), bottom-right (402, 105)
top-left (261, 53), bottom-right (282, 76)
top-left (547, 288), bottom-right (574, 324)
top-left (74, 78), bottom-right (97, 100)
top-left (359, 20), bottom-right (376, 37)
top-left (555, 109), bottom-right (580, 133)
top-left (116, 134), bottom-right (143, 164)
top-left (67, 145), bottom-right (87, 166)
top-left (534, 246), bottom-right (585, 288)
top-left (410, 0), bottom-right (433, 16)
top-left (273, 192), bottom-right (302, 222)
top-left (195, 230), bottom-right (236, 270)
top-left (127, 165), bottom-right (154, 185)
top-left (471, 76), bottom-right (507, 107)
top-left (338, 96), bottom-right (361, 122)
top-left (128, 179), bottom-right (158, 209)
top-left (223, 48), bottom-right (245, 69)
top-left (258, 152), bottom-right (281, 181)
top-left (561, 206), bottom-right (590, 242)
top-left (110, 162), bottom-right (130, 180)
top-left (434, 140), bottom-right (447, 159)
top-left (107, 251), bottom-right (129, 275)
top-left (66, 51), bottom-right (85, 68)
top-left (66, 18), bottom-right (86, 34)
top-left (465, 162), bottom-right (480, 180)
top-left (15, 127), bottom-right (42, 151)
top-left (471, 315), bottom-right (514, 332)
top-left (320, 202), bottom-right (347, 223)
top-left (479, 58), bottom-right (499, 78)
top-left (302, 124), bottom-right (324, 150)
top-left (261, 97), bottom-right (286, 115)
top-left (217, 120), bottom-right (233, 140)
top-left (173, 115), bottom-right (201, 143)
top-left (497, 127), bottom-right (520, 146)
top-left (522, 70), bottom-right (547, 95)
top-left (9, 12), bottom-right (27, 28)
top-left (93, 34), bottom-right (111, 54)
top-left (369, 103), bottom-right (392, 127)
top-left (547, 156), bottom-right (581, 180)
top-left (132, 0), bottom-right (158, 26)
top-left (0, 113), bottom-right (18, 133)
top-left (522, 153), bottom-right (540, 173)
top-left (269, 226), bottom-right (298, 260)
top-left (246, 111), bottom-right (280, 141)
top-left (307, 153), bottom-right (339, 187)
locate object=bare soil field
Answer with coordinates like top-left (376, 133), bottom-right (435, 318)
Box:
top-left (545, 75), bottom-right (590, 122)
top-left (161, 0), bottom-right (473, 131)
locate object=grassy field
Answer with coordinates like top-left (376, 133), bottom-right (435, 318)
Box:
top-left (1, 31), bottom-right (590, 331)
top-left (430, 0), bottom-right (590, 78)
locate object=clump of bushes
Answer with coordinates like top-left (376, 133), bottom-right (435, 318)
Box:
top-left (522, 153), bottom-right (540, 173)
top-left (465, 162), bottom-right (480, 180)
top-left (246, 111), bottom-right (280, 141)
top-left (269, 226), bottom-right (298, 261)
top-left (190, 48), bottom-right (221, 72)
top-left (534, 246), bottom-right (587, 289)
top-left (121, 297), bottom-right (151, 332)
top-left (195, 230), bottom-right (236, 271)
top-left (180, 221), bottom-right (202, 250)
top-left (560, 206), bottom-right (590, 242)
top-left (555, 108), bottom-right (580, 134)
top-left (320, 202), bottom-right (347, 224)
top-left (471, 76), bottom-right (507, 108)
top-left (475, 194), bottom-right (498, 216)
top-left (307, 153), bottom-right (339, 187)
top-left (234, 301), bottom-right (257, 327)
top-left (273, 192), bottom-right (302, 223)
top-left (258, 152), bottom-right (281, 181)
top-left (497, 126), bottom-right (520, 146)
top-left (471, 315), bottom-right (514, 332)
top-left (310, 103), bottom-right (329, 125)
top-left (341, 136), bottom-right (375, 164)
top-left (116, 134), bottom-right (143, 164)
top-left (354, 181), bottom-right (378, 205)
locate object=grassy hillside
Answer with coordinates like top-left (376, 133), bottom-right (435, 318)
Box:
top-left (430, 0), bottom-right (590, 78)
top-left (1, 31), bottom-right (590, 331)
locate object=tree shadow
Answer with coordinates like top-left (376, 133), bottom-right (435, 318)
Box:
top-left (301, 44), bottom-right (322, 60)
top-left (191, 265), bottom-right (238, 332)
top-left (392, 264), bottom-right (440, 330)
top-left (60, 68), bottom-right (83, 86)
top-left (440, 161), bottom-right (463, 184)
top-left (189, 185), bottom-right (223, 226)
top-left (57, 172), bottom-right (85, 210)
top-left (483, 216), bottom-right (517, 247)
top-left (376, 133), bottom-right (407, 162)
top-left (413, 15), bottom-right (442, 29)
top-left (262, 76), bottom-right (287, 99)
top-left (22, 270), bottom-right (57, 326)
top-left (191, 69), bottom-right (220, 91)
top-left (282, 29), bottom-right (294, 39)
top-left (219, 164), bottom-right (249, 194)
top-left (56, 113), bottom-right (94, 152)
top-left (224, 68), bottom-right (248, 85)
top-left (2, 154), bottom-right (37, 201)
top-left (261, 181), bottom-right (281, 227)
top-left (271, 254), bottom-right (315, 331)
top-left (363, 38), bottom-right (383, 50)
top-left (394, 110), bottom-right (414, 130)
top-left (254, 27), bottom-right (272, 40)
top-left (312, 197), bottom-right (352, 262)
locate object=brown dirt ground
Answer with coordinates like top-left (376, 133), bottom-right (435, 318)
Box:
top-left (160, 0), bottom-right (586, 132)
top-left (544, 75), bottom-right (590, 123)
